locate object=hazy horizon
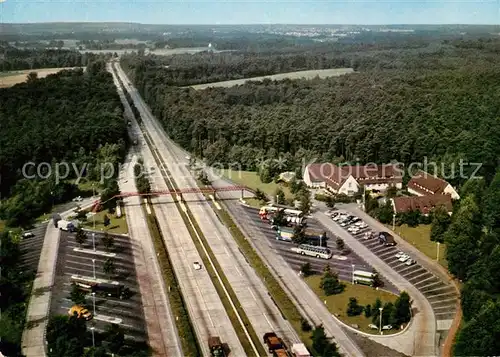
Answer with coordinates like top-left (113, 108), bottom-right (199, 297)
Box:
top-left (1, 0), bottom-right (499, 25)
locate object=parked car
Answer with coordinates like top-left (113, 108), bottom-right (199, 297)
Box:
top-left (382, 325), bottom-right (393, 330)
top-left (395, 251), bottom-right (405, 258)
top-left (368, 324), bottom-right (378, 330)
top-left (22, 232), bottom-right (35, 239)
top-left (405, 259), bottom-right (416, 266)
top-left (398, 255), bottom-right (410, 262)
top-left (193, 262), bottom-right (202, 270)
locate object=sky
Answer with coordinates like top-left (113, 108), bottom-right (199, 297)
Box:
top-left (0, 0), bottom-right (499, 25)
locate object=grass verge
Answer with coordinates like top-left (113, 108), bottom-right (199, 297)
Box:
top-left (387, 224), bottom-right (447, 268)
top-left (144, 200), bottom-right (201, 357)
top-left (221, 169), bottom-right (293, 200)
top-left (305, 275), bottom-right (400, 335)
top-left (210, 202), bottom-right (314, 350)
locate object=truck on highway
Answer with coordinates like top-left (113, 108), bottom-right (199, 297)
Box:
top-left (263, 332), bottom-right (290, 356)
top-left (208, 336), bottom-right (225, 357)
top-left (291, 343), bottom-right (311, 357)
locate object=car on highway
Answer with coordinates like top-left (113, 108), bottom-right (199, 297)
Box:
top-left (72, 196), bottom-right (83, 202)
top-left (22, 232), bottom-right (35, 239)
top-left (193, 262), bottom-right (202, 270)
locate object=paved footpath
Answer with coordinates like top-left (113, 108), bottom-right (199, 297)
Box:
top-left (21, 222), bottom-right (60, 357)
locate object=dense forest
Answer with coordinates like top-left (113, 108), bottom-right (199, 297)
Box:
top-left (121, 38), bottom-right (500, 184)
top-left (0, 47), bottom-right (102, 71)
top-left (446, 173), bottom-right (500, 356)
top-left (0, 61), bottom-right (128, 226)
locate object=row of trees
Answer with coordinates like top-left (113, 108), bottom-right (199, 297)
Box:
top-left (121, 39), bottom-right (500, 185)
top-left (0, 231), bottom-right (34, 356)
top-left (0, 47), bottom-right (103, 71)
top-left (0, 61), bottom-right (128, 227)
top-left (444, 173), bottom-right (500, 355)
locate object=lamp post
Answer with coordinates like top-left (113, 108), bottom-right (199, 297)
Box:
top-left (392, 213), bottom-right (396, 231)
top-left (92, 292), bottom-right (96, 317)
top-left (436, 242), bottom-right (441, 262)
top-left (92, 233), bottom-right (96, 251)
top-left (351, 264), bottom-right (355, 284)
top-left (90, 326), bottom-right (95, 348)
top-left (92, 259), bottom-right (96, 279)
top-left (379, 307), bottom-right (383, 335)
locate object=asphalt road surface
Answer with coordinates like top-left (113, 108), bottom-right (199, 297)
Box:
top-left (240, 206), bottom-right (399, 294)
top-left (50, 231), bottom-right (147, 341)
top-left (19, 223), bottom-right (48, 273)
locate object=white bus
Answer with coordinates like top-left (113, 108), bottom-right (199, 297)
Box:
top-left (353, 270), bottom-right (376, 286)
top-left (291, 244), bottom-right (332, 259)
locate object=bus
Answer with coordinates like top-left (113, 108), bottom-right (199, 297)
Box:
top-left (290, 244), bottom-right (332, 259)
top-left (71, 276), bottom-right (130, 299)
top-left (259, 205), bottom-right (302, 222)
top-left (353, 270), bottom-right (376, 286)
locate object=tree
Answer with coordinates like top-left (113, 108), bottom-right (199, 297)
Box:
top-left (325, 196), bottom-right (336, 209)
top-left (393, 291), bottom-right (412, 325)
top-left (430, 206), bottom-right (451, 243)
top-left (69, 283), bottom-right (86, 305)
top-left (335, 237), bottom-right (345, 250)
top-left (271, 209), bottom-right (287, 226)
top-left (254, 189), bottom-right (267, 202)
top-left (483, 171), bottom-right (500, 232)
top-left (371, 298), bottom-right (383, 325)
top-left (364, 304), bottom-right (372, 318)
top-left (103, 214), bottom-right (111, 228)
top-left (275, 187), bottom-right (286, 204)
top-left (311, 325), bottom-right (340, 357)
top-left (105, 323), bottom-right (125, 354)
top-left (75, 227), bottom-right (87, 246)
top-left (301, 318), bottom-right (312, 332)
top-left (101, 232), bottom-right (114, 251)
top-left (445, 196), bottom-right (482, 280)
top-left (103, 258), bottom-right (116, 277)
top-left (26, 71), bottom-right (38, 83)
top-left (386, 186), bottom-right (398, 198)
top-left (377, 202), bottom-right (394, 224)
top-left (347, 297), bottom-right (364, 316)
top-left (292, 225), bottom-right (308, 245)
top-left (300, 262), bottom-right (312, 277)
top-left (298, 188), bottom-right (312, 215)
top-left (320, 265), bottom-right (345, 295)
top-left (372, 269), bottom-right (383, 288)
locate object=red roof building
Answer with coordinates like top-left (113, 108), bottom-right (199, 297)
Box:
top-left (392, 194), bottom-right (453, 215)
top-left (407, 170), bottom-right (460, 200)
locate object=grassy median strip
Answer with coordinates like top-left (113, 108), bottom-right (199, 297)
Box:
top-left (141, 132), bottom-right (264, 357)
top-left (142, 200), bottom-right (201, 357)
top-left (211, 201), bottom-right (315, 350)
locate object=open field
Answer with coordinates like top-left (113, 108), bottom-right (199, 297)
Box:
top-left (387, 224), bottom-right (447, 268)
top-left (305, 275), bottom-right (400, 335)
top-left (0, 67), bottom-right (83, 88)
top-left (221, 169), bottom-right (293, 201)
top-left (189, 68), bottom-right (354, 90)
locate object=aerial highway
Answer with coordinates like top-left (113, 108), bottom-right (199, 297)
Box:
top-left (113, 62), bottom-right (303, 353)
top-left (111, 63), bottom-right (247, 357)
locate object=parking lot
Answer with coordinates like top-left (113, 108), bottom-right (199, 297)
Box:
top-left (19, 223), bottom-right (48, 273)
top-left (330, 210), bottom-right (458, 321)
top-left (50, 230), bottom-right (147, 341)
top-left (240, 206), bottom-right (398, 294)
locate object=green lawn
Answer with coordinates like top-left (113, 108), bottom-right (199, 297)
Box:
top-left (387, 224), bottom-right (447, 268)
top-left (81, 209), bottom-right (128, 235)
top-left (305, 275), bottom-right (400, 334)
top-left (221, 169), bottom-right (294, 200)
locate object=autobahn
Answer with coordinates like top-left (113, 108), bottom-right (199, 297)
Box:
top-left (113, 61), bottom-right (367, 357)
top-left (114, 61), bottom-right (301, 353)
top-left (111, 63), bottom-right (248, 357)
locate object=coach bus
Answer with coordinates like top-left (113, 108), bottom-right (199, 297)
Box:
top-left (353, 270), bottom-right (376, 286)
top-left (71, 275), bottom-right (130, 299)
top-left (290, 244), bottom-right (332, 259)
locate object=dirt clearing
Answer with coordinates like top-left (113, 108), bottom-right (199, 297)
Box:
top-left (0, 67), bottom-right (83, 88)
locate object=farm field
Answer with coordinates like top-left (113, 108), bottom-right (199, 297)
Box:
top-left (189, 67), bottom-right (355, 90)
top-left (0, 67), bottom-right (83, 87)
